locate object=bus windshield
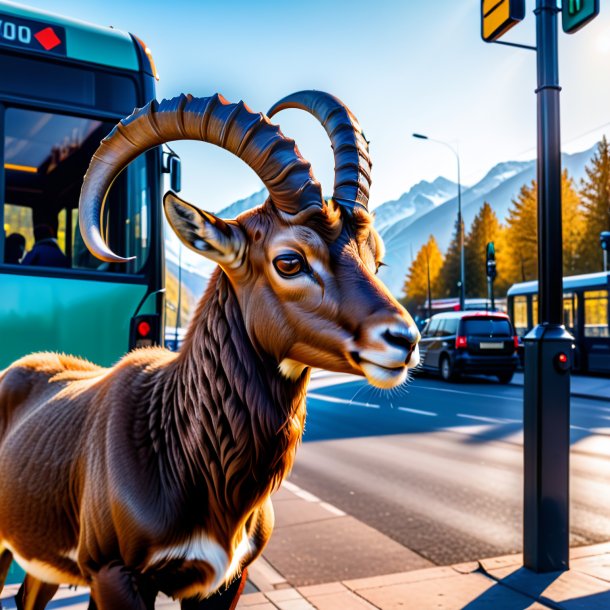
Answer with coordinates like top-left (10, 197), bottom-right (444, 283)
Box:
top-left (3, 106), bottom-right (150, 274)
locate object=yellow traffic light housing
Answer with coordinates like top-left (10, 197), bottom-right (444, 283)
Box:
top-left (482, 0), bottom-right (526, 42)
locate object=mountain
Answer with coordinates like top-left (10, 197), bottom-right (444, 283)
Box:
top-left (377, 146), bottom-right (596, 296)
top-left (372, 176), bottom-right (459, 232)
top-left (217, 188), bottom-right (268, 218)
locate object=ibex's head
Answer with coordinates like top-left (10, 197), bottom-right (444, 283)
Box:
top-left (80, 92), bottom-right (419, 389)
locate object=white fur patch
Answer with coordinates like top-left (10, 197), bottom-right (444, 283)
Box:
top-left (4, 542), bottom-right (84, 585)
top-left (147, 533), bottom-right (228, 594)
top-left (279, 358), bottom-right (307, 380)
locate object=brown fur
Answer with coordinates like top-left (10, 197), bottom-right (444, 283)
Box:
top-left (0, 197), bottom-right (418, 607)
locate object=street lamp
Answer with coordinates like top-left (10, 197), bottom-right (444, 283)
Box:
top-left (412, 133), bottom-right (465, 310)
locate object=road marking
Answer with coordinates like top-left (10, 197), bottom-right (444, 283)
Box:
top-left (307, 392), bottom-right (380, 409)
top-left (457, 413), bottom-right (520, 424)
top-left (398, 407), bottom-right (438, 417)
top-left (571, 424), bottom-right (592, 432)
top-left (282, 481), bottom-right (320, 502)
top-left (282, 482), bottom-right (347, 518)
top-left (414, 384), bottom-right (523, 402)
top-left (319, 502), bottom-right (346, 517)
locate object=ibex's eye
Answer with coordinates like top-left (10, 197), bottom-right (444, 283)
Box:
top-left (273, 254), bottom-right (306, 278)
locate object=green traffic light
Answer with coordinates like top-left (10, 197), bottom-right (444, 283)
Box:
top-left (562, 0), bottom-right (599, 34)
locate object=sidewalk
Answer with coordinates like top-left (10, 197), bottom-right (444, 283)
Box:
top-left (240, 542), bottom-right (610, 609)
top-left (511, 371), bottom-right (610, 402)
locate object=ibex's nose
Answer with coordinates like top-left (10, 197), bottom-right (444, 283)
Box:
top-left (382, 325), bottom-right (419, 349)
top-left (382, 325), bottom-right (420, 362)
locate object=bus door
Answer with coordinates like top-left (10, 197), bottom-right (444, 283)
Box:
top-left (581, 288), bottom-right (610, 373)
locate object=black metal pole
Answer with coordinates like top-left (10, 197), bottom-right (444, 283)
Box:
top-left (457, 156), bottom-right (465, 311)
top-left (523, 0), bottom-right (573, 573)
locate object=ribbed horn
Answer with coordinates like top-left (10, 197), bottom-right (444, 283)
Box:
top-left (267, 90), bottom-right (371, 212)
top-left (79, 93), bottom-right (322, 262)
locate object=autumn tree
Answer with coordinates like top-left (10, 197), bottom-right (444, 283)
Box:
top-left (504, 180), bottom-right (538, 285)
top-left (404, 235), bottom-right (444, 311)
top-left (436, 218), bottom-right (463, 298)
top-left (578, 137), bottom-right (610, 273)
top-left (464, 202), bottom-right (507, 297)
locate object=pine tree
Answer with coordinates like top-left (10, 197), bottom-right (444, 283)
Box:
top-left (503, 170), bottom-right (584, 285)
top-left (504, 180), bottom-right (538, 284)
top-left (464, 202), bottom-right (504, 298)
top-left (578, 137), bottom-right (610, 273)
top-left (562, 170), bottom-right (584, 276)
top-left (436, 218), bottom-right (463, 298)
top-left (404, 236), bottom-right (444, 311)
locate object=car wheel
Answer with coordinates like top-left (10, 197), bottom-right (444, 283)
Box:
top-left (497, 372), bottom-right (514, 384)
top-left (440, 356), bottom-right (456, 382)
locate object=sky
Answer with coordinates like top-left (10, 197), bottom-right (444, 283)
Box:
top-left (16, 0), bottom-right (610, 213)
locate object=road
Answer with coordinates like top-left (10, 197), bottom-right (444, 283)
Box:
top-left (289, 373), bottom-right (610, 567)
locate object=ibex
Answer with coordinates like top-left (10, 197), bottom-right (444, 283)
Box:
top-left (0, 91), bottom-right (420, 610)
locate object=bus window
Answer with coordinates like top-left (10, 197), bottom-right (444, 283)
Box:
top-left (584, 290), bottom-right (609, 338)
top-left (532, 295), bottom-right (538, 326)
top-left (513, 295), bottom-right (528, 336)
top-left (2, 107), bottom-right (150, 273)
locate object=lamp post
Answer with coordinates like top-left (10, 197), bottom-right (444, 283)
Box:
top-left (412, 133), bottom-right (465, 310)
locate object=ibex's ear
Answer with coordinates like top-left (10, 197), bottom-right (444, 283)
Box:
top-left (163, 191), bottom-right (246, 269)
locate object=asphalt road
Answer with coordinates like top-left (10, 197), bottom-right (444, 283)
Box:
top-left (289, 373), bottom-right (610, 566)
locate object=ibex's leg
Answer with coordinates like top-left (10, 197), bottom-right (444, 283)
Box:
top-left (180, 569), bottom-right (248, 610)
top-left (0, 547), bottom-right (13, 593)
top-left (14, 574), bottom-right (59, 610)
top-left (90, 562), bottom-right (156, 610)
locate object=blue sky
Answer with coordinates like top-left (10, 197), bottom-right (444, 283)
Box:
top-left (18, 0), bottom-right (610, 213)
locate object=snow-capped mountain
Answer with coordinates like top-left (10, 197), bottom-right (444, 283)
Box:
top-left (377, 146), bottom-right (595, 296)
top-left (372, 176), bottom-right (458, 233)
top-left (216, 188), bottom-right (268, 218)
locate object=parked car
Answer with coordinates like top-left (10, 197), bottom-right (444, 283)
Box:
top-left (418, 311), bottom-right (519, 383)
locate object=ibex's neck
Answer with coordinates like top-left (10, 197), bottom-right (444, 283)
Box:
top-left (154, 269), bottom-right (309, 517)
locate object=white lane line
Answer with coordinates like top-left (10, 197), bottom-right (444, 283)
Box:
top-left (457, 413), bottom-right (520, 424)
top-left (414, 384), bottom-right (523, 402)
top-left (319, 502), bottom-right (347, 517)
top-left (307, 392), bottom-right (380, 409)
top-left (282, 481), bottom-right (320, 502)
top-left (571, 424), bottom-right (592, 432)
top-left (282, 481), bottom-right (347, 517)
top-left (398, 407), bottom-right (438, 417)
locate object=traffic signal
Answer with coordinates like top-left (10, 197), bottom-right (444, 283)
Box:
top-left (562, 0), bottom-right (599, 34)
top-left (481, 0), bottom-right (526, 42)
top-left (486, 242), bottom-right (497, 280)
top-left (600, 231), bottom-right (610, 251)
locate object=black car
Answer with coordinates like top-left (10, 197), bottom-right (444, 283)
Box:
top-left (418, 311), bottom-right (519, 383)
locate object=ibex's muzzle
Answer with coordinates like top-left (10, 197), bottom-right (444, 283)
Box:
top-left (352, 315), bottom-right (420, 389)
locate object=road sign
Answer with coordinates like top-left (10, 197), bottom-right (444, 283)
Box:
top-left (562, 0), bottom-right (600, 34)
top-left (482, 0), bottom-right (526, 42)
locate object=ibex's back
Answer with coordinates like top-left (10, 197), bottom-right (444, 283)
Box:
top-left (0, 91), bottom-right (420, 609)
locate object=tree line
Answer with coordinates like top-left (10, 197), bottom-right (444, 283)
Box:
top-left (404, 137), bottom-right (610, 311)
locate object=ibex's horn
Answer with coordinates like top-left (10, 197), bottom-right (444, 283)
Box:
top-left (80, 93), bottom-right (323, 262)
top-left (267, 90), bottom-right (371, 212)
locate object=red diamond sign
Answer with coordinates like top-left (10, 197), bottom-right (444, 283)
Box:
top-left (34, 27), bottom-right (61, 51)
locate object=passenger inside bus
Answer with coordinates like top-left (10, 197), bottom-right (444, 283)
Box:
top-left (3, 232), bottom-right (25, 264)
top-left (21, 224), bottom-right (69, 268)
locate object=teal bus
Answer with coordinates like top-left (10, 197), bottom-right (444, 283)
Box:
top-left (0, 1), bottom-right (180, 375)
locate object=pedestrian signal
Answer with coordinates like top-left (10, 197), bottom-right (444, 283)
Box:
top-left (562, 0), bottom-right (600, 34)
top-left (482, 0), bottom-right (526, 42)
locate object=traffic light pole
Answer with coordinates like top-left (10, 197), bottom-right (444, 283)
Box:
top-left (523, 0), bottom-right (573, 573)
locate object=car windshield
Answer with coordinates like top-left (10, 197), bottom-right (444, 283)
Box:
top-left (462, 318), bottom-right (512, 336)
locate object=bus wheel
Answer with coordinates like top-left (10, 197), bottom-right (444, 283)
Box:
top-left (440, 356), bottom-right (457, 382)
top-left (497, 372), bottom-right (514, 384)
